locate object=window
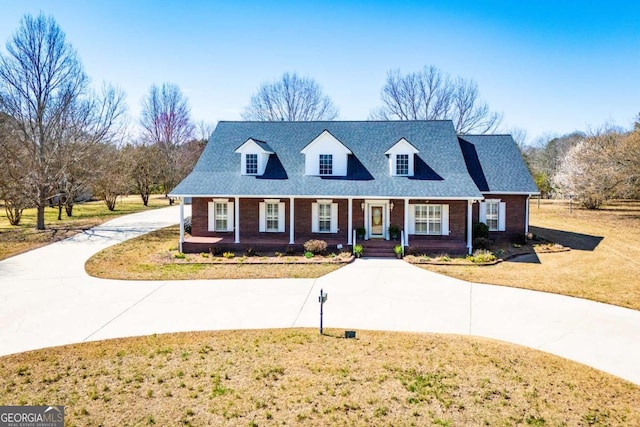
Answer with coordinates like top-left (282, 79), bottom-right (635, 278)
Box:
top-left (266, 202), bottom-right (279, 232)
top-left (312, 201), bottom-right (337, 233)
top-left (245, 154), bottom-right (258, 174)
top-left (485, 200), bottom-right (499, 231)
top-left (319, 154), bottom-right (333, 175)
top-left (318, 203), bottom-right (331, 232)
top-left (414, 205), bottom-right (441, 235)
top-left (215, 202), bottom-right (228, 231)
top-left (396, 154), bottom-right (409, 175)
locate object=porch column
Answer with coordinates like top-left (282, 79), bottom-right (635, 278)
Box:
top-left (347, 197), bottom-right (353, 245)
top-left (179, 197), bottom-right (185, 253)
top-left (289, 197), bottom-right (295, 244)
top-left (234, 197), bottom-right (240, 244)
top-left (467, 200), bottom-right (473, 254)
top-left (525, 195), bottom-right (530, 235)
top-left (404, 198), bottom-right (409, 246)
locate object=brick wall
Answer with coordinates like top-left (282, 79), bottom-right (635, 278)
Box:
top-left (471, 194), bottom-right (529, 241)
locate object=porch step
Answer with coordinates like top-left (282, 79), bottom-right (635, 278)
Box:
top-left (358, 239), bottom-right (401, 258)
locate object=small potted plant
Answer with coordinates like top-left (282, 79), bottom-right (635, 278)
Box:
top-left (393, 244), bottom-right (403, 258)
top-left (388, 224), bottom-right (400, 240)
top-left (356, 226), bottom-right (366, 240)
top-left (353, 244), bottom-right (363, 258)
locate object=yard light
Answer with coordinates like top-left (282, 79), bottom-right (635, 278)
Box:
top-left (319, 289), bottom-right (328, 334)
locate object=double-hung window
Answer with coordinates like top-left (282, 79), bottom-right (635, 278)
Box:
top-left (414, 205), bottom-right (441, 235)
top-left (215, 202), bottom-right (228, 231)
top-left (396, 154), bottom-right (409, 175)
top-left (266, 202), bottom-right (279, 232)
top-left (319, 154), bottom-right (333, 175)
top-left (318, 203), bottom-right (331, 232)
top-left (485, 200), bottom-right (499, 231)
top-left (245, 154), bottom-right (258, 174)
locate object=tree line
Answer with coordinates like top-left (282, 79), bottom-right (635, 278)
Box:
top-left (1, 14), bottom-right (637, 231)
top-left (0, 15), bottom-right (211, 228)
top-left (524, 120), bottom-right (640, 209)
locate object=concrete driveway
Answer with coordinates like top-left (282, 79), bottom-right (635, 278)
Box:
top-left (1, 206), bottom-right (639, 386)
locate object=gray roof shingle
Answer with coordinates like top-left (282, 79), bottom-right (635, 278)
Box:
top-left (170, 121), bottom-right (536, 198)
top-left (458, 135), bottom-right (539, 194)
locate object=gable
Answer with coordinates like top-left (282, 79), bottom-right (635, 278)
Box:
top-left (234, 138), bottom-right (274, 176)
top-left (385, 138), bottom-right (420, 176)
top-left (300, 130), bottom-right (352, 176)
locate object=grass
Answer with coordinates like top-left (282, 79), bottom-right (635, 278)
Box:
top-left (85, 225), bottom-right (347, 280)
top-left (1, 329), bottom-right (638, 426)
top-left (0, 195), bottom-right (168, 261)
top-left (419, 200), bottom-right (640, 310)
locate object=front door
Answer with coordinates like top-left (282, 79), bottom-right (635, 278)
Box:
top-left (370, 205), bottom-right (384, 238)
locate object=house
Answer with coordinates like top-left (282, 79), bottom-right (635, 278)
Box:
top-left (169, 121), bottom-right (538, 255)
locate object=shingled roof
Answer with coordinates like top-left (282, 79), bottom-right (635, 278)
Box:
top-left (458, 135), bottom-right (539, 194)
top-left (170, 121), bottom-right (537, 198)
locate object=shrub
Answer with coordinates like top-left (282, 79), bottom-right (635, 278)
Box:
top-left (393, 245), bottom-right (403, 255)
top-left (473, 237), bottom-right (492, 250)
top-left (244, 248), bottom-right (256, 257)
top-left (285, 246), bottom-right (296, 256)
top-left (174, 252), bottom-right (186, 259)
top-left (183, 216), bottom-right (192, 235)
top-left (304, 239), bottom-right (327, 254)
top-left (467, 249), bottom-right (496, 264)
top-left (473, 222), bottom-right (489, 239)
top-left (353, 244), bottom-right (363, 257)
top-left (223, 251), bottom-right (235, 259)
top-left (388, 224), bottom-right (401, 239)
top-left (200, 252), bottom-right (209, 258)
top-left (304, 251), bottom-right (314, 259)
top-left (355, 227), bottom-right (366, 239)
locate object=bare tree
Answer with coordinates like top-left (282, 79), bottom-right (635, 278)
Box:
top-left (0, 14), bottom-right (125, 229)
top-left (123, 142), bottom-right (162, 206)
top-left (93, 144), bottom-right (129, 211)
top-left (0, 114), bottom-right (31, 225)
top-left (370, 66), bottom-right (501, 134)
top-left (242, 72), bottom-right (339, 121)
top-left (195, 120), bottom-right (215, 142)
top-left (139, 83), bottom-right (194, 204)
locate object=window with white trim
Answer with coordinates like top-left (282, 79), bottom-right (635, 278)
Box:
top-left (485, 200), bottom-right (499, 231)
top-left (215, 202), bottom-right (228, 231)
top-left (245, 154), bottom-right (258, 174)
top-left (208, 200), bottom-right (234, 232)
top-left (312, 200), bottom-right (338, 233)
top-left (318, 203), bottom-right (331, 232)
top-left (414, 205), bottom-right (441, 235)
top-left (266, 202), bottom-right (279, 232)
top-left (396, 154), bottom-right (409, 175)
top-left (319, 154), bottom-right (333, 175)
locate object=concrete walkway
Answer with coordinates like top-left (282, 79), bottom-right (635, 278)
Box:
top-left (1, 206), bottom-right (639, 386)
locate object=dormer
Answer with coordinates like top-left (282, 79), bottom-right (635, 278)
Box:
top-left (300, 130), bottom-right (351, 176)
top-left (234, 138), bottom-right (274, 176)
top-left (385, 138), bottom-right (419, 176)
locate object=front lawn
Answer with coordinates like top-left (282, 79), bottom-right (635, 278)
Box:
top-left (418, 200), bottom-right (640, 310)
top-left (0, 195), bottom-right (168, 261)
top-left (1, 329), bottom-right (637, 426)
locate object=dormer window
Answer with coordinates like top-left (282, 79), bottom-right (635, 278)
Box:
top-left (385, 138), bottom-right (419, 177)
top-left (396, 154), bottom-right (409, 175)
top-left (245, 154), bottom-right (258, 174)
top-left (301, 130), bottom-right (351, 176)
top-left (319, 154), bottom-right (333, 175)
top-left (235, 138), bottom-right (274, 176)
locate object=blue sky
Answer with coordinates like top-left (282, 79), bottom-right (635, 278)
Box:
top-left (1, 1), bottom-right (639, 143)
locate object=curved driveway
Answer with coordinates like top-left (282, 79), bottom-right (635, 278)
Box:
top-left (1, 206), bottom-right (639, 385)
